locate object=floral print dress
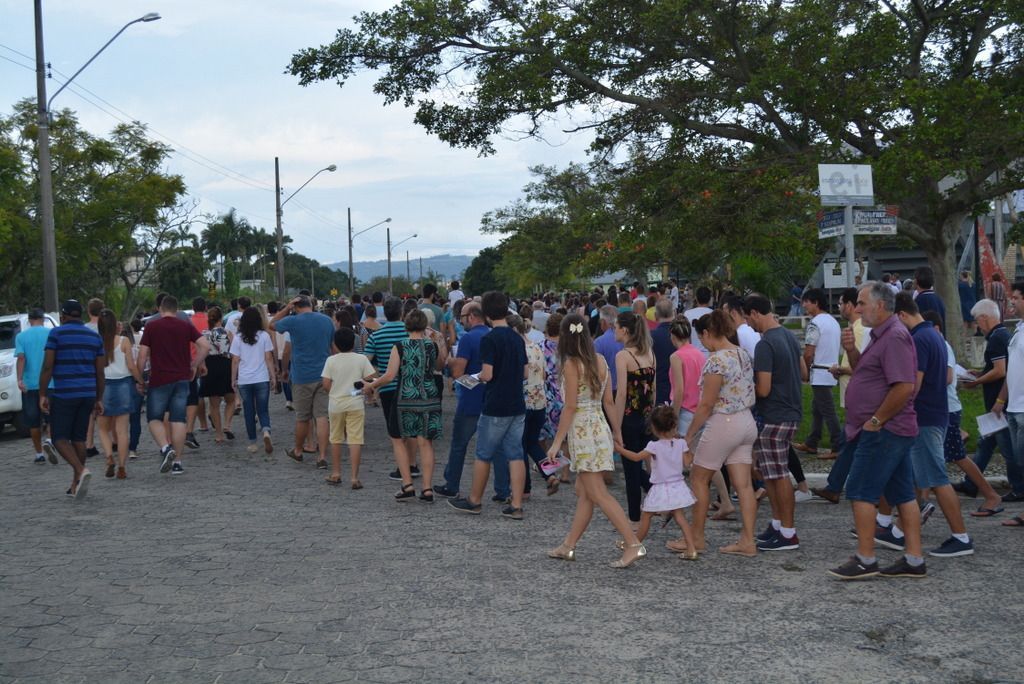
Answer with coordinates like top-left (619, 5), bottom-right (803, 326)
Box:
top-left (563, 362), bottom-right (614, 472)
top-left (396, 338), bottom-right (443, 440)
top-left (541, 338), bottom-right (563, 439)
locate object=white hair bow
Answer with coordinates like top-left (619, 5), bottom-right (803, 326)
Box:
top-left (569, 322), bottom-right (584, 334)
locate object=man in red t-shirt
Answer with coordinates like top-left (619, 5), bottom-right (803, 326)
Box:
top-left (137, 296), bottom-right (211, 475)
top-left (187, 296), bottom-right (211, 441)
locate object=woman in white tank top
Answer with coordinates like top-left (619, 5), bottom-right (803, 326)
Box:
top-left (98, 310), bottom-right (143, 479)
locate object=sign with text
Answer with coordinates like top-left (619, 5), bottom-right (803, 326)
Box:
top-left (823, 259), bottom-right (866, 289)
top-left (853, 205), bottom-right (899, 235)
top-left (818, 164), bottom-right (874, 206)
top-left (817, 209), bottom-right (845, 239)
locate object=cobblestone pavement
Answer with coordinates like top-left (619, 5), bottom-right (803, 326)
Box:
top-left (2, 391), bottom-right (1023, 683)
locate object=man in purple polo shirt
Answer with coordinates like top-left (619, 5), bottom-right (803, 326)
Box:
top-left (593, 305), bottom-right (623, 394)
top-left (828, 282), bottom-right (926, 580)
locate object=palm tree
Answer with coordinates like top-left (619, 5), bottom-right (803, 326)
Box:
top-left (200, 208), bottom-right (254, 288)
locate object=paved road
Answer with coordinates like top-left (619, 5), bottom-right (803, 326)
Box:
top-left (1, 392), bottom-right (1022, 683)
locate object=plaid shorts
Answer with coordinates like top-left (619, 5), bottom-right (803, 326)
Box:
top-left (754, 422), bottom-right (798, 480)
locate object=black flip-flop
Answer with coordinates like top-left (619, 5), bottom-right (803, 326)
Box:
top-left (970, 506), bottom-right (1004, 517)
top-left (324, 477), bottom-right (342, 486)
top-left (1002, 515), bottom-right (1024, 528)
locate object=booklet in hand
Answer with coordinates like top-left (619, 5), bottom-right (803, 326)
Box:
top-left (540, 456), bottom-right (570, 476)
top-left (455, 373), bottom-right (482, 390)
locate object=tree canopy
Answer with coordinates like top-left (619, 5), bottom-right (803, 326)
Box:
top-left (291, 0), bottom-right (1024, 347)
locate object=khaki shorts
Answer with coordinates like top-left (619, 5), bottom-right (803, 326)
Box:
top-left (329, 410), bottom-right (365, 445)
top-left (293, 381), bottom-right (328, 421)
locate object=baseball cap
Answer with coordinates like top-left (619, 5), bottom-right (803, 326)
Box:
top-left (61, 299), bottom-right (83, 316)
top-left (28, 308), bottom-right (45, 320)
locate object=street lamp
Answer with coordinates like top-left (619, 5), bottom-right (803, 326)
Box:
top-left (347, 210), bottom-right (391, 297)
top-left (274, 159), bottom-right (336, 299)
top-left (386, 228), bottom-right (416, 294)
top-left (34, 3), bottom-right (161, 312)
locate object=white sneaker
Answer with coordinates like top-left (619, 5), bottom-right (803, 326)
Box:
top-left (43, 439), bottom-right (59, 465)
top-left (128, 451), bottom-right (138, 460)
top-left (794, 489), bottom-right (815, 503)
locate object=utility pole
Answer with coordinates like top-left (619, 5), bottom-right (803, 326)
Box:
top-left (347, 207), bottom-right (354, 297)
top-left (35, 1), bottom-right (58, 312)
top-left (274, 157), bottom-right (285, 299)
top-left (419, 257), bottom-right (423, 282)
top-left (406, 250), bottom-right (410, 283)
top-left (386, 227), bottom-right (392, 295)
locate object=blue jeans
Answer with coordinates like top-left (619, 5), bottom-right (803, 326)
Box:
top-left (825, 430), bottom-right (856, 494)
top-left (521, 408), bottom-right (548, 493)
top-left (443, 413), bottom-right (479, 493)
top-left (972, 415), bottom-right (1024, 494)
top-left (844, 429), bottom-right (916, 505)
top-left (238, 382), bottom-right (271, 442)
top-left (129, 377), bottom-right (144, 451)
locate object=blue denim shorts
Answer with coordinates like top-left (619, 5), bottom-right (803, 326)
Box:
top-left (910, 424), bottom-right (950, 489)
top-left (103, 377), bottom-right (134, 416)
top-left (146, 380), bottom-right (189, 424)
top-left (21, 390), bottom-right (42, 428)
top-left (475, 414), bottom-right (526, 463)
top-left (844, 428), bottom-right (917, 505)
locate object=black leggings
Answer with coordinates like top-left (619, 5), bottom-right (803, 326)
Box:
top-left (522, 409), bottom-right (548, 493)
top-left (621, 416), bottom-right (653, 522)
top-left (787, 446), bottom-right (806, 484)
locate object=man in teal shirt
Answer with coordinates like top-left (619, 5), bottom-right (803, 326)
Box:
top-left (15, 309), bottom-right (54, 464)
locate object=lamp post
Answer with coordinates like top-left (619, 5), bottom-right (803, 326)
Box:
top-left (347, 209), bottom-right (390, 297)
top-left (386, 228), bottom-right (416, 294)
top-left (34, 3), bottom-right (160, 312)
top-left (274, 159), bottom-right (336, 299)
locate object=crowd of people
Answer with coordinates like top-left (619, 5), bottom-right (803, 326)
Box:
top-left (12, 269), bottom-right (1024, 577)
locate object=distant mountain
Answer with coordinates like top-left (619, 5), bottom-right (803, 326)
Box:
top-left (324, 253), bottom-right (475, 284)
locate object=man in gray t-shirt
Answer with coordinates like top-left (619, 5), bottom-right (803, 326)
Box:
top-left (744, 295), bottom-right (804, 551)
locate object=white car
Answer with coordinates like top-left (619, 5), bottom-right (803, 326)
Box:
top-left (0, 312), bottom-right (58, 436)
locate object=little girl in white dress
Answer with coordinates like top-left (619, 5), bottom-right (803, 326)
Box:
top-left (618, 405), bottom-right (699, 560)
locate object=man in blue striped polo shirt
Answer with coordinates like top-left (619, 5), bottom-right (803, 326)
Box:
top-left (38, 300), bottom-right (105, 499)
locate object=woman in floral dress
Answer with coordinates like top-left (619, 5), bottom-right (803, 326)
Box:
top-left (363, 309), bottom-right (448, 502)
top-left (546, 314), bottom-right (645, 568)
top-left (541, 313), bottom-right (565, 442)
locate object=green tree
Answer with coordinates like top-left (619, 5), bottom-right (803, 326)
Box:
top-left (0, 101), bottom-right (186, 312)
top-left (156, 245), bottom-right (209, 299)
top-left (462, 246), bottom-right (504, 295)
top-left (290, 0), bottom-right (1024, 351)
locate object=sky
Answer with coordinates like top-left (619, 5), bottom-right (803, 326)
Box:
top-left (0, 0), bottom-right (593, 266)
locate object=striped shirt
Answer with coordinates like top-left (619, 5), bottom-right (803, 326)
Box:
top-left (45, 320), bottom-right (103, 399)
top-left (363, 320), bottom-right (407, 393)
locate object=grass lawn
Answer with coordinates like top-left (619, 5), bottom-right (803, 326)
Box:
top-left (792, 382), bottom-right (987, 449)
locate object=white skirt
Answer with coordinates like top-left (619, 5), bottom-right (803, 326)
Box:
top-left (642, 480), bottom-right (696, 513)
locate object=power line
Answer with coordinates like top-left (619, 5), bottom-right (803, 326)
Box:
top-left (1, 42), bottom-right (348, 254)
top-left (1, 41), bottom-right (275, 192)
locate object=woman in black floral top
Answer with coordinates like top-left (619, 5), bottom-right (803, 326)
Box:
top-left (612, 312), bottom-right (655, 523)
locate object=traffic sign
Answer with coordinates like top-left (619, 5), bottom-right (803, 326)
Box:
top-left (817, 209), bottom-right (845, 239)
top-left (853, 205), bottom-right (898, 235)
top-left (818, 164), bottom-right (874, 206)
top-left (330, 288), bottom-right (339, 298)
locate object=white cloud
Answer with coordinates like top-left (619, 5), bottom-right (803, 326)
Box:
top-left (0, 0), bottom-right (596, 267)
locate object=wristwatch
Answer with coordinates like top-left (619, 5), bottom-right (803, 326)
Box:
top-left (869, 416), bottom-right (882, 427)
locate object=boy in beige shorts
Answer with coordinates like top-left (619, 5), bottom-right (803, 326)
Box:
top-left (321, 328), bottom-right (376, 488)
